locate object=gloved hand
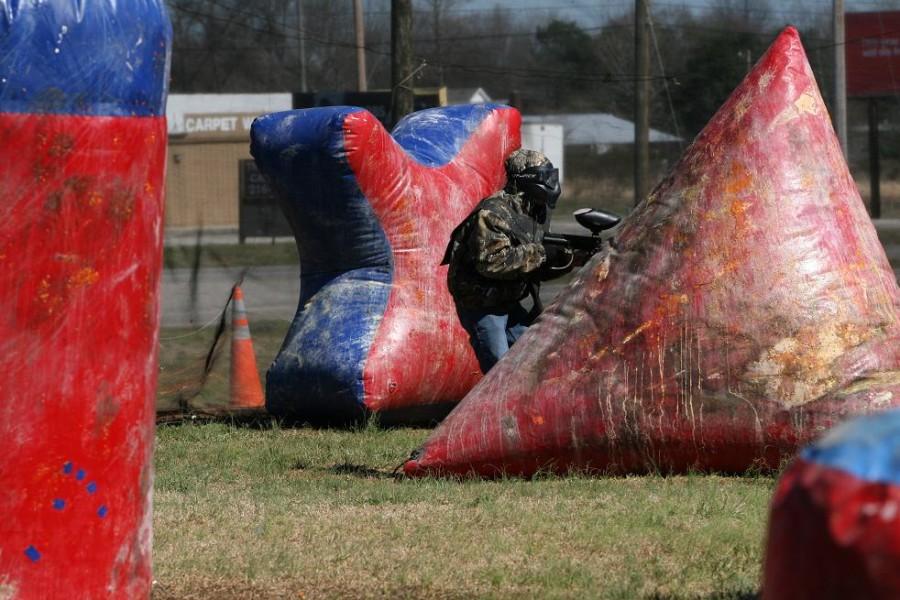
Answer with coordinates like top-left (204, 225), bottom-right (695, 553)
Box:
top-left (531, 242), bottom-right (574, 281)
top-left (544, 242), bottom-right (574, 270)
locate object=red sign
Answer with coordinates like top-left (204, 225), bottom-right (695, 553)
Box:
top-left (846, 11), bottom-right (900, 97)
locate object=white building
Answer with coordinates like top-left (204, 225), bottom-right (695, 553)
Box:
top-left (524, 112), bottom-right (681, 154)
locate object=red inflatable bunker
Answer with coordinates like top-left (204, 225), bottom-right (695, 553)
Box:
top-left (763, 409), bottom-right (900, 599)
top-left (0, 1), bottom-right (170, 597)
top-left (405, 27), bottom-right (900, 477)
top-left (252, 105), bottom-right (522, 423)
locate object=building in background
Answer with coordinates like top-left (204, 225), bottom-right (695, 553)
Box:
top-left (164, 93), bottom-right (682, 239)
top-left (166, 93), bottom-right (292, 234)
top-left (523, 112), bottom-right (681, 155)
top-left (446, 87), bottom-right (492, 105)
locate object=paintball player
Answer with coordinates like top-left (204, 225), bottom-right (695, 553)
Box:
top-left (442, 148), bottom-right (573, 373)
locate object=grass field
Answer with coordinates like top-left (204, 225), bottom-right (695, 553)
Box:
top-left (151, 176), bottom-right (900, 598)
top-left (152, 421), bottom-right (775, 599)
top-left (155, 325), bottom-right (775, 599)
top-left (163, 242), bottom-right (299, 270)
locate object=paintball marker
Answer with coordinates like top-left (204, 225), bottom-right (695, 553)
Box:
top-left (543, 208), bottom-right (622, 269)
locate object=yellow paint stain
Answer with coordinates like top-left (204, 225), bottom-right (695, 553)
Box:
top-left (531, 415), bottom-right (545, 426)
top-left (655, 293), bottom-right (688, 319)
top-left (797, 172), bottom-right (815, 190)
top-left (680, 182), bottom-right (704, 206)
top-left (144, 181), bottom-right (154, 195)
top-left (37, 277), bottom-right (51, 302)
top-left (733, 93), bottom-right (753, 121)
top-left (68, 267), bottom-right (99, 288)
top-left (840, 371), bottom-right (900, 397)
top-left (591, 253), bottom-right (612, 284)
top-left (397, 220), bottom-right (415, 238)
top-left (794, 92), bottom-right (820, 116)
top-left (746, 321), bottom-right (872, 408)
top-left (37, 276), bottom-right (63, 315)
top-left (730, 199), bottom-right (751, 230)
top-left (589, 347), bottom-right (609, 362)
top-left (88, 191), bottom-right (104, 207)
top-left (0, 576), bottom-right (18, 600)
top-left (719, 257), bottom-right (742, 277)
top-left (621, 321), bottom-right (653, 346)
top-left (768, 90), bottom-right (820, 132)
top-left (757, 69), bottom-right (775, 91)
top-left (725, 162), bottom-right (752, 196)
top-left (393, 193), bottom-right (410, 211)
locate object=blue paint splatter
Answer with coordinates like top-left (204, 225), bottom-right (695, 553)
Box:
top-left (24, 546), bottom-right (40, 562)
top-left (62, 462), bottom-right (73, 475)
top-left (86, 482), bottom-right (97, 494)
top-left (97, 505), bottom-right (108, 519)
top-left (52, 499), bottom-right (65, 510)
top-left (76, 469), bottom-right (86, 481)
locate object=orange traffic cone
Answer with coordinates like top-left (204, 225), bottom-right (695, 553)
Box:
top-left (230, 285), bottom-right (265, 410)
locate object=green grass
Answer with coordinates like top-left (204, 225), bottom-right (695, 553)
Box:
top-left (152, 422), bottom-right (774, 599)
top-left (163, 242), bottom-right (298, 270)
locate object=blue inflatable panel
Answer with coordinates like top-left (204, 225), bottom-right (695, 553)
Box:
top-left (801, 408), bottom-right (900, 485)
top-left (0, 0), bottom-right (171, 116)
top-left (251, 104), bottom-right (523, 423)
top-left (392, 102), bottom-right (504, 167)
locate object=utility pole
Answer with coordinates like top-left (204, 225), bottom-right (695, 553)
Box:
top-left (834, 0), bottom-right (847, 155)
top-left (432, 1), bottom-right (444, 86)
top-left (634, 0), bottom-right (651, 206)
top-left (297, 0), bottom-right (307, 92)
top-left (391, 0), bottom-right (414, 126)
top-left (353, 0), bottom-right (367, 92)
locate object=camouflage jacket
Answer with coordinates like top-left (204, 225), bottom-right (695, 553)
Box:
top-left (443, 191), bottom-right (547, 310)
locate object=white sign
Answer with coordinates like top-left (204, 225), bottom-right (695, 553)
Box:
top-left (177, 113), bottom-right (261, 136)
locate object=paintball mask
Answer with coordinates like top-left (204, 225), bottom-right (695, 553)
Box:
top-left (509, 163), bottom-right (561, 209)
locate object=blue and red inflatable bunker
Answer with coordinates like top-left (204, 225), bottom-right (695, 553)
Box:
top-left (764, 409), bottom-right (900, 599)
top-left (251, 104), bottom-right (521, 423)
top-left (0, 1), bottom-right (170, 597)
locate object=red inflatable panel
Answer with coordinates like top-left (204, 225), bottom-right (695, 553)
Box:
top-left (763, 410), bottom-right (900, 599)
top-left (353, 107), bottom-right (521, 412)
top-left (405, 27), bottom-right (900, 477)
top-left (0, 114), bottom-right (167, 597)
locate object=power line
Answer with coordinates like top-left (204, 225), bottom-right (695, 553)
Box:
top-left (167, 0), bottom-right (900, 91)
top-left (648, 6), bottom-right (683, 144)
top-left (169, 1), bottom-right (821, 54)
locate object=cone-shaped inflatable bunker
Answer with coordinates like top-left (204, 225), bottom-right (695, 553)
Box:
top-left (763, 409), bottom-right (900, 599)
top-left (405, 27), bottom-right (900, 477)
top-left (251, 104), bottom-right (521, 424)
top-left (0, 0), bottom-right (171, 597)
